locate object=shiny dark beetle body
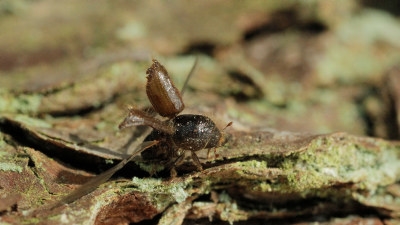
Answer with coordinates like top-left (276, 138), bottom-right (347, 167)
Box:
top-left (141, 114), bottom-right (222, 169)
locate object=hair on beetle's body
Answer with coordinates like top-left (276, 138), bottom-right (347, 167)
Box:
top-left (119, 59), bottom-right (227, 172)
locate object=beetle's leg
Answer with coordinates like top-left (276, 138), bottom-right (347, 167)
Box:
top-left (191, 151), bottom-right (203, 171)
top-left (119, 107), bottom-right (174, 134)
top-left (169, 151), bottom-right (186, 177)
top-left (207, 148), bottom-right (218, 160)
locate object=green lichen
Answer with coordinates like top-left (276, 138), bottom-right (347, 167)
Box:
top-left (234, 160), bottom-right (269, 179)
top-left (0, 150), bottom-right (9, 157)
top-left (353, 185), bottom-right (400, 208)
top-left (104, 159), bottom-right (114, 165)
top-left (217, 191), bottom-right (248, 224)
top-left (0, 90), bottom-right (42, 114)
top-left (135, 161), bottom-right (165, 174)
top-left (131, 177), bottom-right (192, 210)
top-left (21, 217), bottom-right (40, 225)
top-left (282, 135), bottom-right (400, 194)
top-left (257, 181), bottom-right (273, 192)
top-left (238, 160), bottom-right (267, 169)
top-left (0, 162), bottom-right (23, 172)
top-left (0, 138), bottom-right (24, 173)
top-left (218, 190), bottom-right (232, 203)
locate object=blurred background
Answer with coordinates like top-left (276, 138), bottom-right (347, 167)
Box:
top-left (1, 0), bottom-right (400, 139)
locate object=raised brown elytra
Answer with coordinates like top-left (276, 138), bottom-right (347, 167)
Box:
top-left (119, 59), bottom-right (227, 171)
top-left (146, 59), bottom-right (184, 118)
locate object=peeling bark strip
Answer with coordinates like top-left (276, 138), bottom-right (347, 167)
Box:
top-left (48, 140), bottom-right (158, 209)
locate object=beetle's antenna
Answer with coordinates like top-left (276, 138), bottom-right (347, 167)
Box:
top-left (180, 56), bottom-right (198, 96)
